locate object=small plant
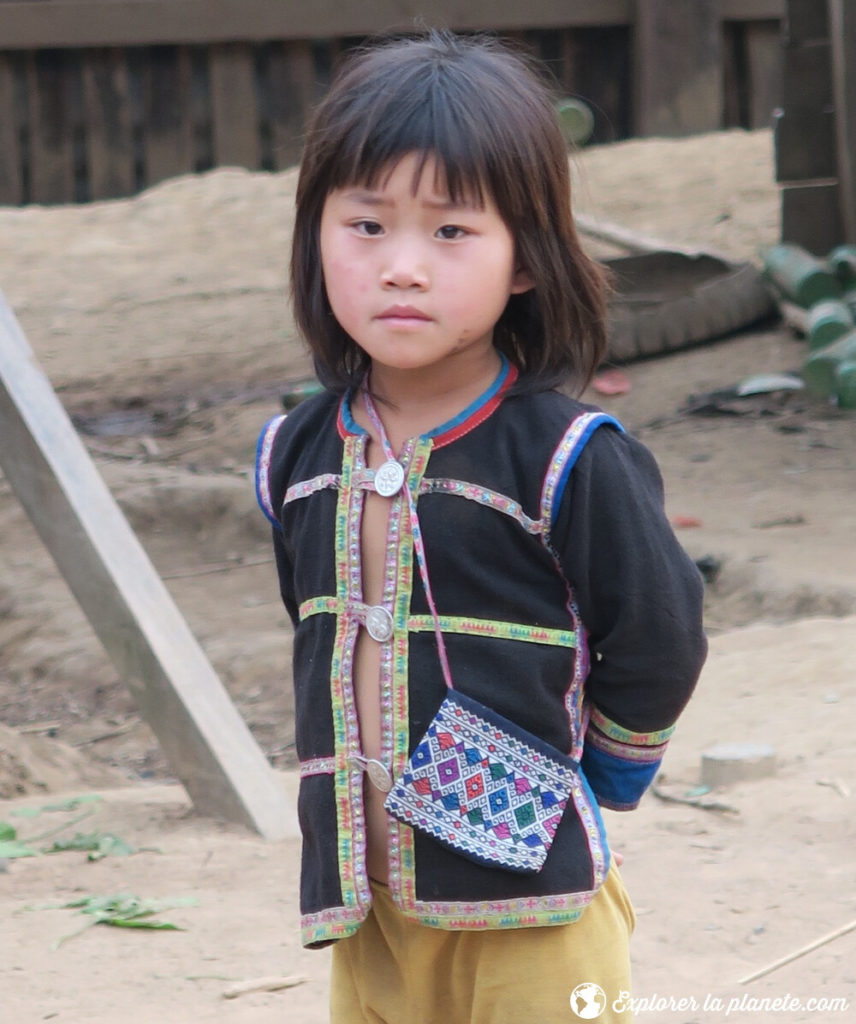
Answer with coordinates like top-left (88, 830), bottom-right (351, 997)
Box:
top-left (26, 892), bottom-right (198, 948)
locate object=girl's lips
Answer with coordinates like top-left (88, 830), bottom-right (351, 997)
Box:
top-left (376, 305), bottom-right (432, 320)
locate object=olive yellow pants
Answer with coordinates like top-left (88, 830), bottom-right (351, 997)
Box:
top-left (330, 862), bottom-right (635, 1023)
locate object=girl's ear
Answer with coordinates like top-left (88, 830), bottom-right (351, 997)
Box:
top-left (510, 266), bottom-right (535, 294)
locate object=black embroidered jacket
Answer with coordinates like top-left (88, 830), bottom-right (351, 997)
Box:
top-left (256, 361), bottom-right (706, 947)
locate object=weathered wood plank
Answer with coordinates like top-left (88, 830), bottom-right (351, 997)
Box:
top-left (0, 291), bottom-right (293, 839)
top-left (745, 20), bottom-right (782, 129)
top-left (81, 47), bottom-right (135, 199)
top-left (26, 49), bottom-right (77, 203)
top-left (559, 28), bottom-right (577, 95)
top-left (720, 0), bottom-right (784, 17)
top-left (781, 182), bottom-right (844, 255)
top-left (0, 53), bottom-right (23, 204)
top-left (634, 0), bottom-right (723, 136)
top-left (141, 45), bottom-right (193, 187)
top-left (266, 40), bottom-right (315, 171)
top-left (781, 41), bottom-right (832, 112)
top-left (571, 26), bottom-right (632, 143)
top-left (774, 108), bottom-right (838, 182)
top-left (0, 1), bottom-right (636, 49)
top-left (783, 0), bottom-right (829, 44)
top-left (209, 42), bottom-right (260, 170)
top-left (721, 22), bottom-right (743, 128)
top-left (829, 0), bottom-right (856, 242)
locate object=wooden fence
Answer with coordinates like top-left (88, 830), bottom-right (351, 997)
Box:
top-left (0, 0), bottom-right (786, 206)
top-left (774, 0), bottom-right (856, 252)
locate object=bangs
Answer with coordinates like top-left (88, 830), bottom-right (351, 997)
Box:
top-left (322, 57), bottom-right (495, 207)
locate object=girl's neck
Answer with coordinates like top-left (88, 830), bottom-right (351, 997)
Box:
top-left (361, 347), bottom-right (503, 449)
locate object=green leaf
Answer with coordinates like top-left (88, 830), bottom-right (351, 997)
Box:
top-left (10, 806), bottom-right (43, 819)
top-left (44, 832), bottom-right (101, 854)
top-left (0, 839), bottom-right (38, 859)
top-left (91, 834), bottom-right (136, 860)
top-left (103, 919), bottom-right (183, 931)
top-left (61, 892), bottom-right (198, 921)
top-left (31, 891), bottom-right (198, 947)
top-left (44, 831), bottom-right (135, 859)
top-left (0, 822), bottom-right (17, 841)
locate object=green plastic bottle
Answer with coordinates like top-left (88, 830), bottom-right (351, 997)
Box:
top-left (803, 329), bottom-right (856, 395)
top-left (835, 359), bottom-right (856, 409)
top-left (828, 245), bottom-right (856, 288)
top-left (763, 244), bottom-right (842, 307)
top-left (843, 289), bottom-right (856, 320)
top-left (807, 299), bottom-right (855, 349)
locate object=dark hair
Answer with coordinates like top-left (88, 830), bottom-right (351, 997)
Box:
top-left (291, 30), bottom-right (609, 395)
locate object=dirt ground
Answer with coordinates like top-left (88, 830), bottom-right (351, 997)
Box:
top-left (1, 128), bottom-right (855, 1023)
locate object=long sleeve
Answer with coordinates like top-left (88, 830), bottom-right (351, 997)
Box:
top-left (552, 423), bottom-right (707, 810)
top-left (255, 413), bottom-right (300, 628)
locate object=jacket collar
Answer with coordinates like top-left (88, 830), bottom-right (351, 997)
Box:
top-left (337, 355), bottom-right (517, 449)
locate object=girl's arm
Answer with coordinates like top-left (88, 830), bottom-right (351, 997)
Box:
top-left (271, 525), bottom-right (300, 628)
top-left (255, 414), bottom-right (300, 628)
top-left (554, 425), bottom-right (707, 811)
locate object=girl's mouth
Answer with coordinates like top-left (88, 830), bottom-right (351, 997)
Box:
top-left (376, 305), bottom-right (432, 321)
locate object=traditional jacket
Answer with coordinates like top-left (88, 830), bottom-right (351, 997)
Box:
top-left (256, 359), bottom-right (706, 948)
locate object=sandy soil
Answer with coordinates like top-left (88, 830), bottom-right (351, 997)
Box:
top-left (1, 128), bottom-right (855, 1022)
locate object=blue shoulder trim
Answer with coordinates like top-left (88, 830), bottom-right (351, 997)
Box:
top-left (541, 411), bottom-right (624, 524)
top-left (255, 414), bottom-right (287, 529)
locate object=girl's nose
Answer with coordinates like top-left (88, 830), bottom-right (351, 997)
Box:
top-left (380, 243), bottom-right (429, 290)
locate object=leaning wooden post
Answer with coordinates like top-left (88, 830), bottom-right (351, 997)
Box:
top-left (0, 291), bottom-right (291, 840)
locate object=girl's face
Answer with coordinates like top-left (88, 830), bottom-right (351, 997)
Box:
top-left (319, 153), bottom-right (532, 382)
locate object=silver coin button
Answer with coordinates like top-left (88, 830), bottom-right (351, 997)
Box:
top-left (366, 759), bottom-right (393, 793)
top-left (375, 459), bottom-right (405, 497)
top-left (365, 605), bottom-right (394, 642)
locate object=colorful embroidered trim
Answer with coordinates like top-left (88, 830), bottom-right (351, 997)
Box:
top-left (407, 615), bottom-right (576, 648)
top-left (380, 438), bottom-right (418, 782)
top-left (585, 730), bottom-right (669, 764)
top-left (581, 706), bottom-right (673, 810)
top-left (283, 473), bottom-right (341, 506)
top-left (299, 757), bottom-right (337, 778)
top-left (298, 596), bottom-right (343, 620)
top-left (420, 478), bottom-right (544, 534)
top-left (301, 888), bottom-right (599, 945)
top-left (540, 411), bottom-right (623, 525)
top-left (255, 414), bottom-right (287, 526)
top-left (588, 706), bottom-right (676, 750)
top-left (329, 435), bottom-right (372, 918)
top-left (302, 904), bottom-right (366, 947)
top-left (388, 440), bottom-right (431, 909)
top-left (406, 888), bottom-right (593, 930)
top-left (298, 607), bottom-right (576, 649)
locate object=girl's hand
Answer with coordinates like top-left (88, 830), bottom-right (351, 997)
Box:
top-left (611, 849), bottom-right (625, 867)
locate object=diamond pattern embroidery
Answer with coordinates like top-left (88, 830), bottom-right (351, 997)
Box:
top-left (385, 693), bottom-right (576, 872)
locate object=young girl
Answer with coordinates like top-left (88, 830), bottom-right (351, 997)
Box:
top-left (256, 31), bottom-right (707, 1023)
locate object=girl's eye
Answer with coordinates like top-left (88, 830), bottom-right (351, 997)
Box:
top-left (436, 224), bottom-right (467, 240)
top-left (353, 220), bottom-right (384, 236)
